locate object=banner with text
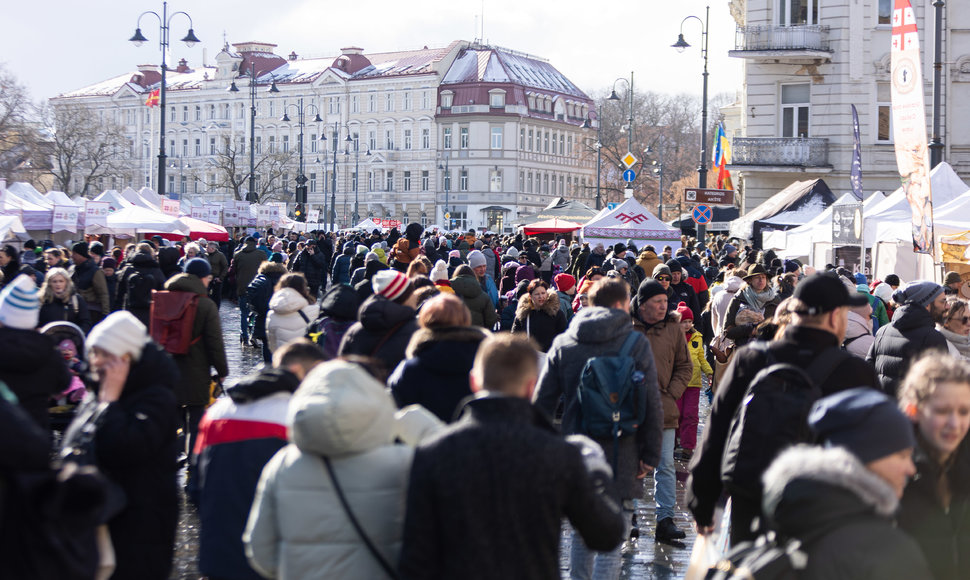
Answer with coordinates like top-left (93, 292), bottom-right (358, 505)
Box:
top-left (52, 205), bottom-right (79, 233)
top-left (160, 198), bottom-right (180, 217)
top-left (84, 201), bottom-right (109, 228)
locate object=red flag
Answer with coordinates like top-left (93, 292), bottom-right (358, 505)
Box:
top-left (145, 89), bottom-right (160, 108)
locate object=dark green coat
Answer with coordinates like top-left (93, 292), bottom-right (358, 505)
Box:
top-left (165, 273), bottom-right (228, 406)
top-left (451, 274), bottom-right (498, 329)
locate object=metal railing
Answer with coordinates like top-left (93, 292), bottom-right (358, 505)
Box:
top-left (734, 25), bottom-right (830, 52)
top-left (731, 137), bottom-right (829, 167)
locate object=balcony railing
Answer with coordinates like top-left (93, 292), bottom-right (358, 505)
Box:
top-left (733, 25), bottom-right (831, 52)
top-left (731, 137), bottom-right (829, 167)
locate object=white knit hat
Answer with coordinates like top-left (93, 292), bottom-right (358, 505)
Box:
top-left (430, 260), bottom-right (449, 283)
top-left (0, 275), bottom-right (39, 330)
top-left (467, 249), bottom-right (487, 269)
top-left (372, 269), bottom-right (412, 302)
top-left (87, 311), bottom-right (148, 361)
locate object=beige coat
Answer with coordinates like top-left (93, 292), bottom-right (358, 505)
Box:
top-left (633, 315), bottom-right (692, 429)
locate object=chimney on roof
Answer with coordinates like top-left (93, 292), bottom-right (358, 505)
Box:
top-left (289, 51), bottom-right (298, 61)
top-left (135, 64), bottom-right (161, 88)
top-left (176, 58), bottom-right (189, 73)
top-left (340, 47), bottom-right (364, 56)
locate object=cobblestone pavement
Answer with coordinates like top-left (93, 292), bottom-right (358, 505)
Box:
top-left (171, 301), bottom-right (709, 579)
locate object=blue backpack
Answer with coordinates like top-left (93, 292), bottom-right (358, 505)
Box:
top-left (577, 331), bottom-right (648, 473)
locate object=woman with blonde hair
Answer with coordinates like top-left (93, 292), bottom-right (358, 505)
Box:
top-left (37, 267), bottom-right (91, 333)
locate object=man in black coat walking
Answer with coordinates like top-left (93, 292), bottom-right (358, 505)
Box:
top-left (866, 280), bottom-right (948, 396)
top-left (399, 334), bottom-right (624, 580)
top-left (688, 273), bottom-right (878, 545)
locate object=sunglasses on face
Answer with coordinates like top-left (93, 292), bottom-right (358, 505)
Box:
top-left (656, 276), bottom-right (671, 282)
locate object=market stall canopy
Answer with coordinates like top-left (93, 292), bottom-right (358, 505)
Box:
top-left (92, 190), bottom-right (135, 213)
top-left (763, 191), bottom-right (885, 255)
top-left (6, 182), bottom-right (51, 206)
top-left (152, 215), bottom-right (229, 242)
top-left (45, 191), bottom-right (79, 207)
top-left (517, 198), bottom-right (599, 224)
top-left (582, 197), bottom-right (681, 250)
top-left (729, 178), bottom-right (836, 247)
top-left (354, 218), bottom-right (382, 231)
top-left (522, 218), bottom-right (582, 236)
top-left (0, 215), bottom-right (29, 241)
top-left (2, 190), bottom-right (52, 229)
top-left (139, 187), bottom-right (161, 207)
top-left (85, 206), bottom-right (188, 237)
top-left (121, 187), bottom-right (159, 210)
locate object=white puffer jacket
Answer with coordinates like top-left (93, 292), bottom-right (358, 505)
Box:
top-left (266, 287), bottom-right (320, 352)
top-left (244, 360), bottom-right (414, 580)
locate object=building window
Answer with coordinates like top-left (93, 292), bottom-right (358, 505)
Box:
top-left (441, 91), bottom-right (453, 108)
top-left (224, 103), bottom-right (230, 119)
top-left (421, 170), bottom-right (429, 191)
top-left (780, 83), bottom-right (810, 137)
top-left (527, 172), bottom-right (533, 193)
top-left (195, 139), bottom-right (201, 156)
top-left (182, 139), bottom-right (188, 157)
top-left (443, 170), bottom-right (451, 192)
top-left (268, 100), bottom-right (274, 117)
top-left (490, 169), bottom-right (502, 192)
top-left (460, 169), bottom-right (469, 191)
top-left (239, 136), bottom-right (245, 155)
top-left (567, 135), bottom-right (573, 155)
top-left (519, 171), bottom-right (525, 192)
top-left (351, 95), bottom-right (359, 113)
top-left (489, 90), bottom-right (506, 108)
top-left (876, 83), bottom-right (893, 142)
top-left (779, 0), bottom-right (818, 26)
top-left (310, 173), bottom-right (317, 193)
top-left (403, 91), bottom-right (412, 110)
top-left (182, 106), bottom-right (188, 121)
top-left (369, 130), bottom-right (377, 151)
top-left (443, 127), bottom-right (453, 149)
top-left (422, 128), bottom-right (430, 149)
top-left (369, 171), bottom-right (375, 190)
top-left (543, 132), bottom-right (550, 153)
top-left (490, 126), bottom-right (503, 150)
top-left (459, 126), bottom-right (469, 149)
top-left (385, 129), bottom-right (394, 149)
top-left (422, 90), bottom-right (431, 109)
top-left (209, 104), bottom-right (215, 119)
top-left (368, 93), bottom-right (377, 113)
top-left (559, 134), bottom-right (565, 155)
top-left (543, 174), bottom-right (549, 194)
top-left (282, 135), bottom-right (289, 153)
top-left (352, 171), bottom-right (357, 191)
top-left (404, 129), bottom-right (412, 150)
top-left (255, 136), bottom-right (261, 154)
top-left (385, 91), bottom-right (394, 112)
top-left (194, 105), bottom-right (201, 121)
top-left (403, 171), bottom-right (412, 191)
top-left (170, 107), bottom-right (176, 122)
top-left (559, 175), bottom-right (565, 195)
top-left (528, 129), bottom-right (534, 151)
top-left (877, 0), bottom-right (892, 24)
top-left (386, 171), bottom-right (394, 191)
top-left (310, 134), bottom-right (317, 153)
top-left (209, 137), bottom-right (216, 155)
top-left (269, 135), bottom-right (276, 153)
top-left (520, 128), bottom-right (526, 150)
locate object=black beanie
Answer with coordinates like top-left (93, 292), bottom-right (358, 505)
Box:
top-left (637, 279), bottom-right (667, 304)
top-left (808, 387), bottom-right (915, 464)
top-left (665, 259), bottom-right (683, 274)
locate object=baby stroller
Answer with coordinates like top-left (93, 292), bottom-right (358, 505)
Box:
top-left (41, 321), bottom-right (88, 439)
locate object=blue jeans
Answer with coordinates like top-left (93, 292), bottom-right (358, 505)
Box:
top-left (238, 293), bottom-right (250, 340)
top-left (569, 506), bottom-right (633, 580)
top-left (655, 428), bottom-right (676, 521)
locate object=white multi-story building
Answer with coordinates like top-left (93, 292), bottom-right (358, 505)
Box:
top-left (725, 0), bottom-right (970, 212)
top-left (52, 40), bottom-right (596, 232)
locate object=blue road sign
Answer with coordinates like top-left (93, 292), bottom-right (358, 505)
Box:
top-left (622, 169), bottom-right (636, 182)
top-left (692, 204), bottom-right (713, 225)
top-left (606, 202), bottom-right (620, 210)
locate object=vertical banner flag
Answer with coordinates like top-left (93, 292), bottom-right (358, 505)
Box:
top-left (891, 0), bottom-right (934, 254)
top-left (711, 123), bottom-right (733, 191)
top-left (850, 105), bottom-right (864, 200)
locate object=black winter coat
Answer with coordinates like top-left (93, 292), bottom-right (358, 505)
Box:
top-left (388, 326), bottom-right (488, 422)
top-left (38, 292), bottom-right (92, 334)
top-left (866, 304), bottom-right (948, 396)
top-left (398, 395), bottom-right (625, 580)
top-left (898, 435), bottom-right (970, 580)
top-left (510, 289), bottom-right (567, 352)
top-left (233, 245), bottom-right (267, 294)
top-left (117, 253), bottom-right (166, 327)
top-left (291, 247), bottom-right (327, 287)
top-left (0, 327), bottom-right (70, 431)
top-left (156, 246), bottom-right (182, 281)
top-left (761, 445), bottom-right (932, 580)
top-left (338, 295), bottom-right (418, 373)
top-left (687, 325), bottom-right (878, 528)
top-left (246, 264), bottom-right (287, 341)
top-left (80, 343), bottom-right (180, 580)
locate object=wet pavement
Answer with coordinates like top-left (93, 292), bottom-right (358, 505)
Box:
top-left (171, 300), bottom-right (708, 579)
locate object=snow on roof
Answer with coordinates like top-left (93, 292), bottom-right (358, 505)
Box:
top-left (56, 73), bottom-right (140, 98)
top-left (442, 46), bottom-right (588, 99)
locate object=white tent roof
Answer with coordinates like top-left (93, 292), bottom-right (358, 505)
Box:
top-left (121, 187), bottom-right (159, 210)
top-left (6, 182), bottom-right (51, 206)
top-left (581, 197), bottom-right (680, 242)
top-left (139, 187), bottom-right (161, 206)
top-left (354, 218), bottom-right (382, 231)
top-left (764, 191), bottom-right (885, 255)
top-left (874, 185), bottom-right (970, 244)
top-left (93, 190), bottom-right (135, 213)
top-left (85, 206), bottom-right (189, 236)
top-left (45, 191), bottom-right (79, 207)
top-left (0, 215), bottom-right (30, 241)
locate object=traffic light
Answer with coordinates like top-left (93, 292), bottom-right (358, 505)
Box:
top-left (294, 203), bottom-right (306, 222)
top-left (295, 185), bottom-right (307, 204)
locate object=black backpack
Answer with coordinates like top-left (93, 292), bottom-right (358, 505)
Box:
top-left (720, 344), bottom-right (846, 500)
top-left (126, 269), bottom-right (156, 310)
top-left (705, 531), bottom-right (810, 580)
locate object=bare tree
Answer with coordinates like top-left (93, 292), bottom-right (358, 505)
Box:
top-left (0, 65), bottom-right (52, 187)
top-left (206, 135), bottom-right (295, 203)
top-left (0, 65), bottom-right (32, 154)
top-left (44, 103), bottom-right (131, 196)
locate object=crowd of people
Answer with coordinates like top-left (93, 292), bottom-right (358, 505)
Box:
top-left (0, 222), bottom-right (968, 580)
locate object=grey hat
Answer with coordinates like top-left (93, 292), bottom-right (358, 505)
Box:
top-left (652, 263), bottom-right (672, 279)
top-left (892, 280), bottom-right (944, 308)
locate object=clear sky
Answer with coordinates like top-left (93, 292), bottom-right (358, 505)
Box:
top-left (2, 0), bottom-right (742, 104)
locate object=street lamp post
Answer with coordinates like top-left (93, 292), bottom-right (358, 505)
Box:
top-left (228, 68), bottom-right (279, 203)
top-left (673, 5), bottom-right (710, 241)
top-left (608, 72), bottom-right (635, 201)
top-left (129, 1), bottom-right (200, 200)
top-left (321, 122), bottom-right (353, 231)
top-left (580, 113), bottom-right (603, 210)
top-left (645, 136), bottom-right (666, 221)
top-left (929, 0), bottom-right (945, 168)
top-left (438, 156), bottom-right (450, 228)
top-left (281, 98), bottom-right (323, 208)
top-left (345, 144), bottom-right (370, 225)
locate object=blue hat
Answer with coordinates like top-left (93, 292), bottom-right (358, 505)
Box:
top-left (269, 252), bottom-right (285, 263)
top-left (854, 272), bottom-right (868, 285)
top-left (809, 387), bottom-right (915, 463)
top-left (184, 257), bottom-right (211, 278)
top-left (0, 276), bottom-right (39, 329)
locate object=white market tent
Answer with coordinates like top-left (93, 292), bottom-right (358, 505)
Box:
top-left (0, 215), bottom-right (30, 241)
top-left (2, 190), bottom-right (52, 230)
top-left (763, 191), bottom-right (885, 257)
top-left (581, 197), bottom-right (681, 250)
top-left (354, 218), bottom-right (382, 231)
top-left (6, 182), bottom-right (51, 207)
top-left (139, 187), bottom-right (161, 207)
top-left (93, 190), bottom-right (135, 213)
top-left (45, 191), bottom-right (79, 207)
top-left (84, 206), bottom-right (189, 237)
top-left (121, 186), bottom-right (159, 210)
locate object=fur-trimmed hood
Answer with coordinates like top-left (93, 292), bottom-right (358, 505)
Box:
top-left (515, 288), bottom-right (561, 320)
top-left (762, 445), bottom-right (899, 536)
top-left (404, 325), bottom-right (489, 358)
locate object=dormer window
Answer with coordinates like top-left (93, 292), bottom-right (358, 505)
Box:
top-left (440, 91), bottom-right (454, 109)
top-left (488, 89), bottom-right (506, 108)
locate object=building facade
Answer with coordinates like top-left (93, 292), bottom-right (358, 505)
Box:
top-left (725, 0), bottom-right (970, 213)
top-left (51, 40), bottom-right (596, 232)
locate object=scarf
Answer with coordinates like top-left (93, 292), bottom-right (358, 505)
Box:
top-left (740, 284), bottom-right (776, 313)
top-left (939, 326), bottom-right (970, 359)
